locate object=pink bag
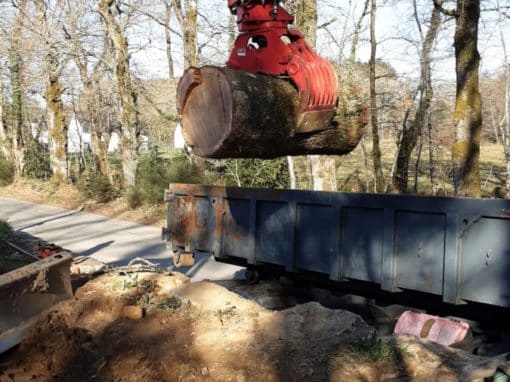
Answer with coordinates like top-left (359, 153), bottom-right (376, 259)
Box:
top-left (394, 310), bottom-right (469, 346)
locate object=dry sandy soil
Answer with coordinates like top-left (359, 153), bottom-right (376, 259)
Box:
top-left (1, 271), bottom-right (509, 382)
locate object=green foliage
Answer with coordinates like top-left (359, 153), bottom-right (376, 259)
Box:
top-left (23, 139), bottom-right (51, 180)
top-left (0, 153), bottom-right (14, 186)
top-left (211, 158), bottom-right (289, 189)
top-left (134, 147), bottom-right (204, 205)
top-left (77, 167), bottom-right (117, 203)
top-left (0, 220), bottom-right (12, 241)
top-left (346, 334), bottom-right (398, 362)
top-left (127, 187), bottom-right (142, 209)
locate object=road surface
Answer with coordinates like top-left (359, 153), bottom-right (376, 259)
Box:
top-left (0, 197), bottom-right (242, 281)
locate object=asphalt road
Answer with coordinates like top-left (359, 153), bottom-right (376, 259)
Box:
top-left (0, 197), bottom-right (243, 281)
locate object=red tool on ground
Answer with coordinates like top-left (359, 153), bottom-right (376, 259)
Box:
top-left (226, 0), bottom-right (338, 133)
top-left (36, 243), bottom-right (65, 259)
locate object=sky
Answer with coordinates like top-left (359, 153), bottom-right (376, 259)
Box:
top-left (113, 1), bottom-right (510, 83)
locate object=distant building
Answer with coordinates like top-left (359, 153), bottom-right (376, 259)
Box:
top-left (68, 115), bottom-right (91, 153)
top-left (107, 131), bottom-right (149, 152)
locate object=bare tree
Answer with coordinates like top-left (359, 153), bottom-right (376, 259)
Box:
top-left (65, 0), bottom-right (111, 179)
top-left (0, 0), bottom-right (29, 176)
top-left (435, 0), bottom-right (482, 196)
top-left (32, 0), bottom-right (69, 181)
top-left (98, 0), bottom-right (141, 188)
top-left (172, 0), bottom-right (198, 67)
top-left (369, 0), bottom-right (384, 192)
top-left (392, 2), bottom-right (441, 193)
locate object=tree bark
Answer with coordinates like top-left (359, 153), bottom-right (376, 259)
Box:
top-left (369, 0), bottom-right (385, 192)
top-left (393, 4), bottom-right (441, 193)
top-left (99, 0), bottom-right (141, 188)
top-left (45, 70), bottom-right (68, 181)
top-left (350, 0), bottom-right (370, 63)
top-left (0, 82), bottom-right (9, 161)
top-left (438, 0), bottom-right (482, 197)
top-left (173, 0), bottom-right (198, 67)
top-left (6, 0), bottom-right (27, 177)
top-left (163, 2), bottom-right (175, 79)
top-left (177, 66), bottom-right (367, 159)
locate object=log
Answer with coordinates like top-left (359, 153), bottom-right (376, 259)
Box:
top-left (177, 66), bottom-right (367, 159)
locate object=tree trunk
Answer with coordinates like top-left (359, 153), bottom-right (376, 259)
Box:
top-left (173, 0), bottom-right (198, 67)
top-left (350, 0), bottom-right (370, 63)
top-left (177, 66), bottom-right (367, 159)
top-left (8, 46), bottom-right (25, 177)
top-left (393, 5), bottom-right (440, 193)
top-left (287, 156), bottom-right (296, 189)
top-left (0, 82), bottom-right (10, 161)
top-left (99, 0), bottom-right (140, 188)
top-left (503, 41), bottom-right (510, 195)
top-left (46, 71), bottom-right (68, 181)
top-left (369, 0), bottom-right (385, 192)
top-left (164, 2), bottom-right (175, 79)
top-left (451, 0), bottom-right (482, 196)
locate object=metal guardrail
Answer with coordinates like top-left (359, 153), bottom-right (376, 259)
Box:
top-left (164, 183), bottom-right (510, 309)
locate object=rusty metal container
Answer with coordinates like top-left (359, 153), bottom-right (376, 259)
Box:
top-left (0, 251), bottom-right (73, 354)
top-left (164, 183), bottom-right (510, 309)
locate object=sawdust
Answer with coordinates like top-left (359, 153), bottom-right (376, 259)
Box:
top-left (0, 273), bottom-right (508, 382)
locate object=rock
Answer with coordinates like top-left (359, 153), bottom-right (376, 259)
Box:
top-left (122, 305), bottom-right (145, 320)
top-left (70, 256), bottom-right (106, 275)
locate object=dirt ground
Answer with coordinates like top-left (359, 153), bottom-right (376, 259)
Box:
top-left (1, 270), bottom-right (509, 382)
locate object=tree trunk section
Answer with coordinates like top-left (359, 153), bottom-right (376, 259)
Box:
top-left (46, 72), bottom-right (68, 181)
top-left (451, 0), bottom-right (482, 197)
top-left (177, 66), bottom-right (367, 159)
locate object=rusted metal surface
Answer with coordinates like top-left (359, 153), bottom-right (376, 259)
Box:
top-left (164, 183), bottom-right (510, 309)
top-left (0, 251), bottom-right (73, 354)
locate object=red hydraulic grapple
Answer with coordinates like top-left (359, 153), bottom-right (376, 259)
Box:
top-left (226, 0), bottom-right (338, 133)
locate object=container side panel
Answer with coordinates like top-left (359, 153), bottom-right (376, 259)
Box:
top-left (295, 204), bottom-right (335, 274)
top-left (341, 207), bottom-right (384, 283)
top-left (460, 217), bottom-right (510, 307)
top-left (221, 198), bottom-right (251, 259)
top-left (190, 196), bottom-right (215, 252)
top-left (395, 212), bottom-right (446, 295)
top-left (170, 195), bottom-right (189, 248)
top-left (256, 201), bottom-right (291, 266)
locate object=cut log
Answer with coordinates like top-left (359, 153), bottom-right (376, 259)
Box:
top-left (177, 66), bottom-right (367, 159)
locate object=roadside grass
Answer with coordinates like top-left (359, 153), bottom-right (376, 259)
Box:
top-left (0, 178), bottom-right (167, 226)
top-left (0, 141), bottom-right (507, 228)
top-left (335, 140), bottom-right (506, 196)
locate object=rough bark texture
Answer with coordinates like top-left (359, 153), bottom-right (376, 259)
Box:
top-left (450, 0), bottom-right (482, 197)
top-left (46, 71), bottom-right (68, 181)
top-left (173, 0), bottom-right (198, 67)
top-left (99, 0), bottom-right (140, 188)
top-left (177, 66), bottom-right (367, 159)
top-left (7, 9), bottom-right (26, 177)
top-left (369, 0), bottom-right (385, 192)
top-left (505, 63), bottom-right (510, 195)
top-left (393, 5), bottom-right (441, 193)
top-left (0, 82), bottom-right (9, 161)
